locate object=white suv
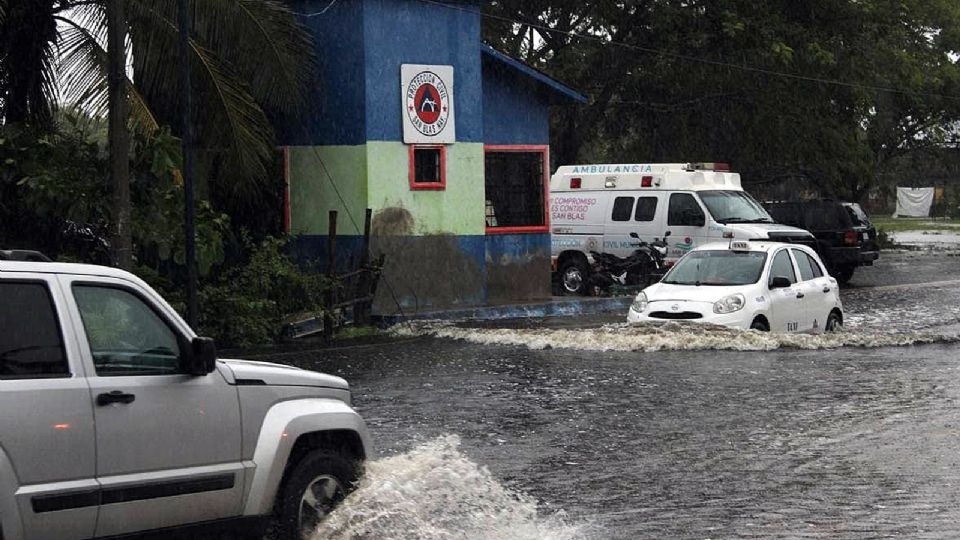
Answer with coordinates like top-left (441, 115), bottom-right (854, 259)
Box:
top-left (0, 254), bottom-right (372, 540)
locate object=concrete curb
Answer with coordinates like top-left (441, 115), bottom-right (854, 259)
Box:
top-left (375, 296), bottom-right (633, 326)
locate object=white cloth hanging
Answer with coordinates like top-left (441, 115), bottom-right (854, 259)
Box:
top-left (894, 187), bottom-right (934, 218)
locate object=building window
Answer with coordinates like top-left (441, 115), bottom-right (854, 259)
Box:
top-left (484, 145), bottom-right (549, 233)
top-left (408, 145), bottom-right (446, 190)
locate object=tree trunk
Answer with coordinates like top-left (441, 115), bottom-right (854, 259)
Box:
top-left (107, 0), bottom-right (132, 269)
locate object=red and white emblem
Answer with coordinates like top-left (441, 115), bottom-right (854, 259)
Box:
top-left (405, 71), bottom-right (450, 137)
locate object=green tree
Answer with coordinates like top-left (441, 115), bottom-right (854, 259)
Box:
top-left (0, 0), bottom-right (315, 263)
top-left (484, 0), bottom-right (960, 201)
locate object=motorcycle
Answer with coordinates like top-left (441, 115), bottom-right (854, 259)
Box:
top-left (588, 231), bottom-right (671, 292)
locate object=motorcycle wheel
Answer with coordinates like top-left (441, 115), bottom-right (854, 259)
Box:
top-left (559, 258), bottom-right (590, 296)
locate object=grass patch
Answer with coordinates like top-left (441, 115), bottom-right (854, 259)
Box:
top-left (872, 216), bottom-right (960, 233)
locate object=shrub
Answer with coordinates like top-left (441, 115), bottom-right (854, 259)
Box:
top-left (195, 237), bottom-right (330, 348)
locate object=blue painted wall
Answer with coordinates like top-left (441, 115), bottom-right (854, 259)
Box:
top-left (286, 0), bottom-right (367, 146)
top-left (290, 235), bottom-right (369, 273)
top-left (485, 233), bottom-right (551, 260)
top-left (362, 0), bottom-right (483, 142)
top-left (482, 58), bottom-right (551, 146)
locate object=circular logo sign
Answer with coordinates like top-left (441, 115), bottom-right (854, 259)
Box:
top-left (406, 71), bottom-right (450, 137)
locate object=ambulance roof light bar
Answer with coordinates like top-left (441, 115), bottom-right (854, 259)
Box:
top-left (685, 162), bottom-right (731, 172)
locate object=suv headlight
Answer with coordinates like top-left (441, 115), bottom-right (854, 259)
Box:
top-left (713, 293), bottom-right (745, 314)
top-left (631, 292), bottom-right (648, 313)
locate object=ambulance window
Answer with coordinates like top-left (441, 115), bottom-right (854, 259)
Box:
top-left (634, 197), bottom-right (657, 221)
top-left (769, 250), bottom-right (797, 286)
top-left (668, 194), bottom-right (705, 227)
top-left (611, 197), bottom-right (635, 222)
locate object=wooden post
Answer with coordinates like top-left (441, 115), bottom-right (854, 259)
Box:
top-left (324, 210), bottom-right (337, 340)
top-left (356, 208), bottom-right (373, 324)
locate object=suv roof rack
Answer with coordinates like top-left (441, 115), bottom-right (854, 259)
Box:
top-left (0, 250), bottom-right (52, 262)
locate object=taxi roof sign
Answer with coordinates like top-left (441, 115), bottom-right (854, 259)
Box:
top-left (729, 240), bottom-right (751, 252)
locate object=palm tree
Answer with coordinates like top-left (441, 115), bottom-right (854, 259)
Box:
top-left (0, 0), bottom-right (316, 265)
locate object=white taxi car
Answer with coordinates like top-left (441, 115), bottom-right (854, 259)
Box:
top-left (627, 241), bottom-right (843, 332)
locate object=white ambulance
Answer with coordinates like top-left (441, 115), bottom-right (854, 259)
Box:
top-left (549, 163), bottom-right (814, 294)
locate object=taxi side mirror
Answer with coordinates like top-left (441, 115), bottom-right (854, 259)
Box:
top-left (769, 276), bottom-right (792, 289)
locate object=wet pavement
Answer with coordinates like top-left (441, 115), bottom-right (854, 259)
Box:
top-left (241, 249), bottom-right (960, 539)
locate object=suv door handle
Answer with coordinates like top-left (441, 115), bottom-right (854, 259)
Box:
top-left (822, 286), bottom-right (831, 293)
top-left (796, 292), bottom-right (805, 299)
top-left (96, 390), bottom-right (136, 406)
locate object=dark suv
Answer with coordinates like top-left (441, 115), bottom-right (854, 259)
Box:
top-left (763, 200), bottom-right (880, 284)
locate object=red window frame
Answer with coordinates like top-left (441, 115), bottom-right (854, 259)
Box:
top-left (408, 144), bottom-right (447, 191)
top-left (483, 144), bottom-right (550, 235)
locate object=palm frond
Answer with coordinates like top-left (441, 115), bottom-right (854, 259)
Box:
top-left (0, 0), bottom-right (59, 126)
top-left (56, 13), bottom-right (159, 134)
top-left (194, 0), bottom-right (317, 116)
top-left (126, 0), bottom-right (316, 118)
top-left (125, 2), bottom-right (275, 192)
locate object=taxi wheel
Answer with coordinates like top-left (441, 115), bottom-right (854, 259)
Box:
top-left (559, 258), bottom-right (590, 296)
top-left (750, 318), bottom-right (769, 332)
top-left (825, 311), bottom-right (843, 333)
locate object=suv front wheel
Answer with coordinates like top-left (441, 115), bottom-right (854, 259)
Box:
top-left (275, 450), bottom-right (359, 540)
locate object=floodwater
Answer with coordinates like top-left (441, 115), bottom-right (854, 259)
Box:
top-left (258, 251), bottom-right (960, 539)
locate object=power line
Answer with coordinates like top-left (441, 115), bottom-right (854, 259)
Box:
top-left (415, 0), bottom-right (960, 102)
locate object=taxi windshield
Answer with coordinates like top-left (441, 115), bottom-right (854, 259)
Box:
top-left (662, 250), bottom-right (767, 286)
top-left (698, 190), bottom-right (773, 224)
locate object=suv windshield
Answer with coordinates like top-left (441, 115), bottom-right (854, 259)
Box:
top-left (699, 190), bottom-right (774, 224)
top-left (662, 250), bottom-right (767, 286)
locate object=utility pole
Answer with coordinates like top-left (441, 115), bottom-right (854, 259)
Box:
top-left (107, 0), bottom-right (131, 269)
top-left (179, 0), bottom-right (198, 329)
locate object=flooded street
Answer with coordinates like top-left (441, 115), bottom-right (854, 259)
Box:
top-left (249, 250), bottom-right (960, 539)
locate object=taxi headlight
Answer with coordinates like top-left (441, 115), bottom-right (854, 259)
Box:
top-left (713, 293), bottom-right (745, 314)
top-left (631, 292), bottom-right (648, 312)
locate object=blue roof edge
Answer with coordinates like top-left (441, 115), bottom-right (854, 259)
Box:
top-left (481, 44), bottom-right (588, 104)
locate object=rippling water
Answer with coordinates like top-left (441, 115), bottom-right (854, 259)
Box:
top-left (269, 280), bottom-right (960, 539)
top-left (392, 320), bottom-right (956, 352)
top-left (391, 282), bottom-right (960, 353)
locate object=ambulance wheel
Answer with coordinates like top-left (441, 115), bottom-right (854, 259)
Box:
top-left (834, 265), bottom-right (855, 285)
top-left (559, 258), bottom-right (590, 296)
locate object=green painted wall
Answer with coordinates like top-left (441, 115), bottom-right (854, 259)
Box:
top-left (288, 145), bottom-right (368, 236)
top-left (366, 141), bottom-right (486, 235)
top-left (289, 142), bottom-right (486, 237)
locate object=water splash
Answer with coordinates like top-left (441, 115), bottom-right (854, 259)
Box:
top-left (392, 321), bottom-right (956, 353)
top-left (311, 435), bottom-right (590, 540)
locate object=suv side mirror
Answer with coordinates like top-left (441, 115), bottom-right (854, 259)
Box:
top-left (769, 276), bottom-right (792, 289)
top-left (629, 232), bottom-right (640, 239)
top-left (183, 337), bottom-right (217, 376)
